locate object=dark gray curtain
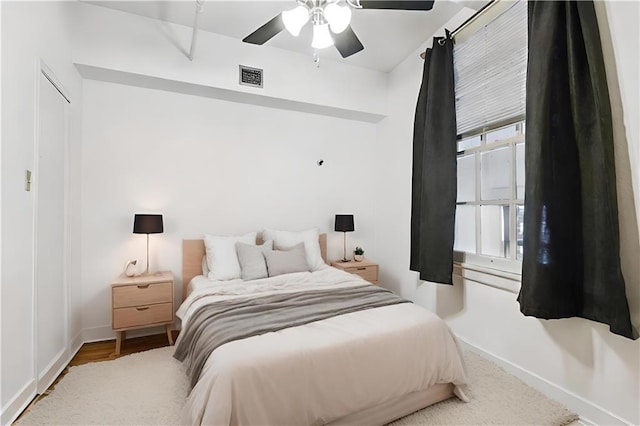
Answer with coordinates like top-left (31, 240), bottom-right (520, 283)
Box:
top-left (410, 33), bottom-right (457, 284)
top-left (519, 0), bottom-right (637, 339)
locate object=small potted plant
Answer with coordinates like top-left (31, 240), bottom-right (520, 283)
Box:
top-left (353, 246), bottom-right (364, 262)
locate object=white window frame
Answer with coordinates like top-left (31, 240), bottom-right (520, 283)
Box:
top-left (454, 121), bottom-right (525, 278)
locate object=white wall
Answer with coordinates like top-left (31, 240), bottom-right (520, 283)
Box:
top-left (602, 0), bottom-right (640, 231)
top-left (80, 79), bottom-right (378, 338)
top-left (73, 2), bottom-right (388, 340)
top-left (375, 4), bottom-right (640, 425)
top-left (70, 2), bottom-right (388, 119)
top-left (1, 1), bottom-right (83, 423)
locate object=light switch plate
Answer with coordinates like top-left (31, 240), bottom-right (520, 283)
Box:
top-left (25, 170), bottom-right (32, 191)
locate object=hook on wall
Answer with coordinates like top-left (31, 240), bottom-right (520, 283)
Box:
top-left (317, 159), bottom-right (324, 166)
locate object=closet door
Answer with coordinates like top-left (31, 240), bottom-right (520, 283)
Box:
top-left (35, 68), bottom-right (69, 392)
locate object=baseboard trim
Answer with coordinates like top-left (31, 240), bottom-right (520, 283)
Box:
top-left (81, 325), bottom-right (116, 343)
top-left (1, 379), bottom-right (36, 425)
top-left (70, 330), bottom-right (84, 356)
top-left (36, 348), bottom-right (68, 394)
top-left (82, 324), bottom-right (172, 345)
top-left (457, 336), bottom-right (633, 426)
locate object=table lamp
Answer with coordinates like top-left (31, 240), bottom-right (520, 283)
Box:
top-left (133, 213), bottom-right (164, 275)
top-left (334, 214), bottom-right (354, 262)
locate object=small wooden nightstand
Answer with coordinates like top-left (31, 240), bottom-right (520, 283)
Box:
top-left (331, 259), bottom-right (379, 285)
top-left (111, 271), bottom-right (174, 356)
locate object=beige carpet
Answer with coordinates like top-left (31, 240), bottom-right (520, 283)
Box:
top-left (18, 347), bottom-right (578, 425)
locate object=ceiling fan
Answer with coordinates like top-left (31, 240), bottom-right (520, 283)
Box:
top-left (242, 0), bottom-right (436, 58)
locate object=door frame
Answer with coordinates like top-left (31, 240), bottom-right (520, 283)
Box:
top-left (32, 58), bottom-right (72, 393)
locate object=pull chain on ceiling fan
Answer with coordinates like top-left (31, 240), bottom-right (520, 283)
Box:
top-left (243, 0), bottom-right (436, 59)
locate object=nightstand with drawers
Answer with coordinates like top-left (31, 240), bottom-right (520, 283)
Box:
top-left (111, 271), bottom-right (174, 356)
top-left (331, 259), bottom-right (379, 285)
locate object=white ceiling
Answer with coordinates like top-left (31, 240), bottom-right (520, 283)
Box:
top-left (86, 0), bottom-right (478, 72)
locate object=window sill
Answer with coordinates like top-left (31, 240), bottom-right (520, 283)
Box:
top-left (453, 261), bottom-right (521, 294)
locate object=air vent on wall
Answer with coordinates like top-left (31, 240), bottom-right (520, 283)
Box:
top-left (239, 65), bottom-right (263, 88)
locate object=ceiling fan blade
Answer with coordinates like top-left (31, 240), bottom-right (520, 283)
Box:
top-left (332, 26), bottom-right (365, 58)
top-left (243, 14), bottom-right (285, 45)
top-left (358, 0), bottom-right (435, 11)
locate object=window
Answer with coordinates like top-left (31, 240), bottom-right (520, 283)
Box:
top-left (454, 122), bottom-right (525, 268)
top-left (452, 0), bottom-right (527, 273)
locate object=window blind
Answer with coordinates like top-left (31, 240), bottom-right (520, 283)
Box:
top-left (454, 0), bottom-right (527, 137)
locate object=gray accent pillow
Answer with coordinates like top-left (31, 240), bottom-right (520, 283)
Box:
top-left (264, 242), bottom-right (310, 277)
top-left (236, 240), bottom-right (273, 281)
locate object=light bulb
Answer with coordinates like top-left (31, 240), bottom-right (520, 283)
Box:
top-left (324, 2), bottom-right (352, 34)
top-left (282, 6), bottom-right (309, 37)
top-left (312, 23), bottom-right (334, 49)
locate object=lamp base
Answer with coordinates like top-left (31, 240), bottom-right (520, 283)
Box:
top-left (338, 258), bottom-right (350, 263)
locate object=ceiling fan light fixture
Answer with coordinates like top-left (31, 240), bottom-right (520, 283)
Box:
top-left (282, 6), bottom-right (309, 37)
top-left (311, 23), bottom-right (334, 49)
top-left (324, 2), bottom-right (352, 34)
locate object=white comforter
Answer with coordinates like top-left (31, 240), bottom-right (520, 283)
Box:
top-left (176, 267), bottom-right (468, 425)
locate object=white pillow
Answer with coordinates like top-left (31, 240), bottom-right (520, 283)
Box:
top-left (204, 232), bottom-right (257, 280)
top-left (201, 256), bottom-right (209, 276)
top-left (262, 228), bottom-right (324, 271)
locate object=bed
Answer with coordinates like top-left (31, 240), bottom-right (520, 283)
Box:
top-left (175, 233), bottom-right (468, 425)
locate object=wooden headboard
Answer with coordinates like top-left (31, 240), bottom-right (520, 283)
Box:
top-left (182, 233), bottom-right (328, 301)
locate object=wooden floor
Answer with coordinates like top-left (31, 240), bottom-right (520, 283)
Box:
top-left (69, 331), bottom-right (178, 366)
top-left (15, 331), bottom-right (178, 424)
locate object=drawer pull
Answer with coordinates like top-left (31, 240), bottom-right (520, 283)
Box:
top-left (136, 306), bottom-right (150, 311)
top-left (137, 284), bottom-right (150, 289)
top-left (357, 268), bottom-right (367, 271)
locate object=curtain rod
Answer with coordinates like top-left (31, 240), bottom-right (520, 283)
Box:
top-left (420, 0), bottom-right (496, 59)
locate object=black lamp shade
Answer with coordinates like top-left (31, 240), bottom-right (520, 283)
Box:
top-left (334, 214), bottom-right (355, 232)
top-left (133, 214), bottom-right (164, 234)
